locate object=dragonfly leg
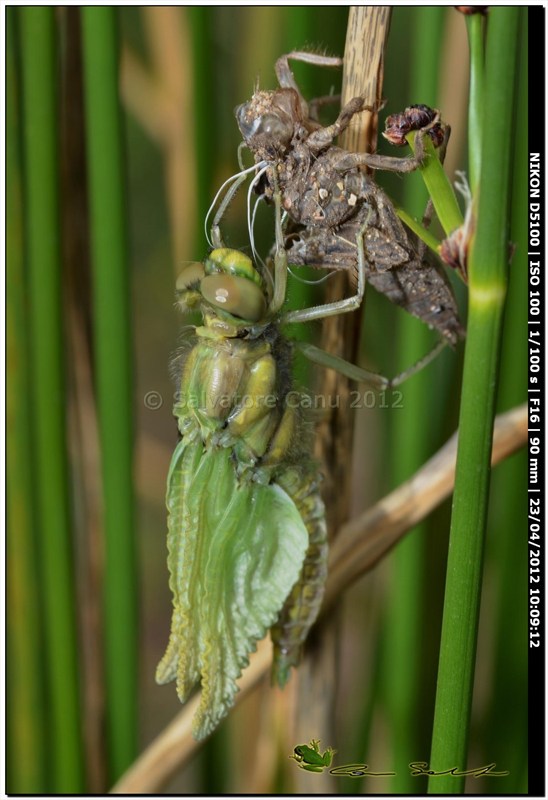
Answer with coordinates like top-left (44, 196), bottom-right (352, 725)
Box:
top-left (278, 209), bottom-right (372, 325)
top-left (275, 50), bottom-right (343, 92)
top-left (295, 341), bottom-right (389, 390)
top-left (306, 96), bottom-right (378, 153)
top-left (333, 121), bottom-right (451, 175)
top-left (308, 93), bottom-right (341, 122)
top-left (275, 51), bottom-right (344, 123)
top-left (294, 338), bottom-right (447, 390)
top-left (278, 194), bottom-right (449, 386)
top-left (268, 179), bottom-right (290, 315)
top-left (334, 147), bottom-right (425, 175)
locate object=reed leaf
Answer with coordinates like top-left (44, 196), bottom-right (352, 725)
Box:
top-left (7, 10), bottom-right (48, 791)
top-left (383, 8), bottom-right (447, 795)
top-left (81, 7), bottom-right (138, 783)
top-left (19, 6), bottom-right (85, 791)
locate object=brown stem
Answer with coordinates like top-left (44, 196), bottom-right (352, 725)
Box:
top-left (289, 8), bottom-right (393, 792)
top-left (340, 6), bottom-right (391, 154)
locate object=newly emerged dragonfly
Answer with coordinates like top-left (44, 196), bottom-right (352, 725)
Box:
top-left (155, 181), bottom-right (414, 740)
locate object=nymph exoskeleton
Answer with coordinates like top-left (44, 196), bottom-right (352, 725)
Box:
top-left (235, 51), bottom-right (464, 346)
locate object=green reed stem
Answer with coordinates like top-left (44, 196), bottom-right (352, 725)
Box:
top-left (19, 7), bottom-right (85, 791)
top-left (428, 8), bottom-right (519, 793)
top-left (394, 205), bottom-right (442, 253)
top-left (407, 130), bottom-right (463, 237)
top-left (7, 11), bottom-right (48, 791)
top-left (384, 8), bottom-right (446, 795)
top-left (483, 14), bottom-right (528, 791)
top-left (81, 7), bottom-right (138, 783)
top-left (466, 12), bottom-right (485, 192)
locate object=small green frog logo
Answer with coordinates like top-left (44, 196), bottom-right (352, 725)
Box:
top-left (290, 739), bottom-right (336, 773)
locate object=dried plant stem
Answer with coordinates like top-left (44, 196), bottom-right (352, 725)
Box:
top-left (289, 9), bottom-right (392, 791)
top-left (341, 6), bottom-right (391, 153)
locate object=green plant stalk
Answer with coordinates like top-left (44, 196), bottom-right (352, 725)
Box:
top-left (383, 8), bottom-right (446, 795)
top-left (428, 8), bottom-right (519, 794)
top-left (81, 7), bottom-right (138, 783)
top-left (483, 14), bottom-right (528, 791)
top-left (7, 10), bottom-right (48, 791)
top-left (394, 205), bottom-right (442, 253)
top-left (466, 13), bottom-right (485, 192)
top-left (407, 130), bottom-right (463, 236)
top-left (19, 7), bottom-right (85, 791)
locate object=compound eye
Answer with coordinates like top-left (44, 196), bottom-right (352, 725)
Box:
top-left (236, 103), bottom-right (292, 147)
top-left (256, 113), bottom-right (293, 144)
top-left (176, 262), bottom-right (205, 292)
top-left (235, 103), bottom-right (261, 139)
top-left (201, 274), bottom-right (266, 322)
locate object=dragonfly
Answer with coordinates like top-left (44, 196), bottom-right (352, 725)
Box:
top-left (155, 177), bottom-right (412, 740)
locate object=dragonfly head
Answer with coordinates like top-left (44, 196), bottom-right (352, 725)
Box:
top-left (176, 248), bottom-right (268, 329)
top-left (236, 88), bottom-right (303, 159)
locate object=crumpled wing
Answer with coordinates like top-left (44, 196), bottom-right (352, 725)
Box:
top-left (156, 439), bottom-right (309, 740)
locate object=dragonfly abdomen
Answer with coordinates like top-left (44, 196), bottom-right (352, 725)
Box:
top-left (176, 332), bottom-right (328, 689)
top-left (270, 468), bottom-right (328, 687)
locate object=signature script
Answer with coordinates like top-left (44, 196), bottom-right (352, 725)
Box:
top-left (328, 762), bottom-right (509, 778)
top-left (329, 764), bottom-right (396, 777)
top-left (409, 762), bottom-right (509, 778)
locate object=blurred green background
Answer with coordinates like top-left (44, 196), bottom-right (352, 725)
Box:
top-left (7, 6), bottom-right (528, 794)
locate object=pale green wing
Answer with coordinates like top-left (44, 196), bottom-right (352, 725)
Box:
top-left (155, 438), bottom-right (202, 688)
top-left (156, 440), bottom-right (309, 740)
